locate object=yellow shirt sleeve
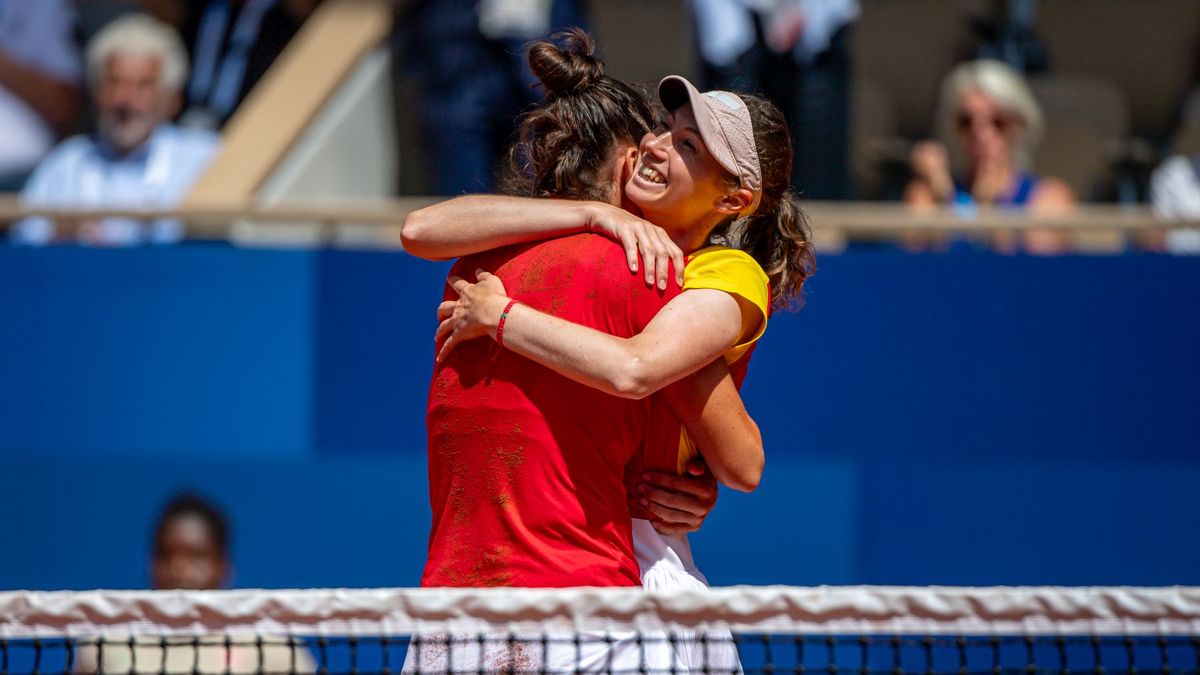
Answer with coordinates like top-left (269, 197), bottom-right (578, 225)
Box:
top-left (682, 245), bottom-right (770, 364)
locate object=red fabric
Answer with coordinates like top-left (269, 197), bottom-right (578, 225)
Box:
top-left (422, 234), bottom-right (680, 588)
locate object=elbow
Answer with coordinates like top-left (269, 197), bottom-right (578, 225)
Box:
top-left (399, 208), bottom-right (443, 259)
top-left (725, 458), bottom-right (763, 493)
top-left (719, 444), bottom-right (764, 493)
top-left (608, 358), bottom-right (659, 400)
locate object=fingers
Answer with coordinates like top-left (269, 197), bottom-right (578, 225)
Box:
top-left (636, 483), bottom-right (710, 517)
top-left (650, 520), bottom-right (695, 536)
top-left (623, 237), bottom-right (639, 274)
top-left (637, 497), bottom-right (705, 531)
top-left (434, 317), bottom-right (454, 347)
top-left (447, 275), bottom-right (468, 297)
top-left (436, 332), bottom-right (458, 363)
top-left (664, 235), bottom-right (685, 287)
top-left (640, 471), bottom-right (717, 501)
top-left (653, 242), bottom-right (670, 291)
top-left (437, 301), bottom-right (455, 321)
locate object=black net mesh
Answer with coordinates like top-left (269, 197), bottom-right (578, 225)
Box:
top-left (3, 633), bottom-right (1200, 674)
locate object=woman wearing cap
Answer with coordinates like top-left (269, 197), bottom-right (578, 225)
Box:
top-left (405, 55), bottom-right (812, 674)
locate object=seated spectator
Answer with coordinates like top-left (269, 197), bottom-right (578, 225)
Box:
top-left (904, 59), bottom-right (1075, 253)
top-left (1149, 155), bottom-right (1200, 254)
top-left (75, 492), bottom-right (315, 674)
top-left (0, 0), bottom-right (82, 185)
top-left (13, 14), bottom-right (218, 246)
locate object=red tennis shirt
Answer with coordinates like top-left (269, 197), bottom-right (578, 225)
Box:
top-left (422, 234), bottom-right (680, 588)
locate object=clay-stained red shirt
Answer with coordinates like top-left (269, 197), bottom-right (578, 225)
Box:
top-left (422, 234), bottom-right (679, 588)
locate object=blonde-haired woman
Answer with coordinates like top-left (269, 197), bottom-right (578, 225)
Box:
top-left (905, 59), bottom-right (1075, 253)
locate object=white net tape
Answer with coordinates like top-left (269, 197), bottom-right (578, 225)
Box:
top-left (3, 586), bottom-right (1200, 640)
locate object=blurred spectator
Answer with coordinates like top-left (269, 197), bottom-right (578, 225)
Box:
top-left (0, 0), bottom-right (82, 186)
top-left (173, 0), bottom-right (320, 129)
top-left (1149, 155), bottom-right (1200, 254)
top-left (12, 14), bottom-right (218, 246)
top-left (397, 0), bottom-right (587, 195)
top-left (75, 492), bottom-right (315, 674)
top-left (691, 0), bottom-right (859, 200)
top-left (904, 59), bottom-right (1075, 253)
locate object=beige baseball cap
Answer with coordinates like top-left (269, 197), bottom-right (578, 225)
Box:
top-left (658, 75), bottom-right (763, 216)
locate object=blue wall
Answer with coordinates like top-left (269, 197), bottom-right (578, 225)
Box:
top-left (1, 246), bottom-right (1197, 590)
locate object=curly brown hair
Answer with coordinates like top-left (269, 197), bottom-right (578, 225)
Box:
top-left (499, 29), bottom-right (657, 203)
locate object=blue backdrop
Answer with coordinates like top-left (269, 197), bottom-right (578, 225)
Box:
top-left (1, 246), bottom-right (1197, 590)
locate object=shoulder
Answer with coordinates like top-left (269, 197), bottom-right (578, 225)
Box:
top-left (684, 244), bottom-right (770, 321)
top-left (30, 134), bottom-right (94, 174)
top-left (685, 245), bottom-right (768, 291)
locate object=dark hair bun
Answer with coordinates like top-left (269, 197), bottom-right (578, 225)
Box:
top-left (527, 28), bottom-right (605, 96)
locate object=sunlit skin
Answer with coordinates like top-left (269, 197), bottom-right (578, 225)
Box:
top-left (150, 514), bottom-right (228, 590)
top-left (624, 104), bottom-right (750, 253)
top-left (94, 52), bottom-right (180, 155)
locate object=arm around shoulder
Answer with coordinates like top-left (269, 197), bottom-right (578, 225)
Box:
top-left (400, 195), bottom-right (595, 260)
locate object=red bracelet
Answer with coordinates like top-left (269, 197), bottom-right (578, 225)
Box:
top-left (496, 299), bottom-right (519, 349)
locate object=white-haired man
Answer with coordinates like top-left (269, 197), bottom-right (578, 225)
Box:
top-left (13, 14), bottom-right (218, 246)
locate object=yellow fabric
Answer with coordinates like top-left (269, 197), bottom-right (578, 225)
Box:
top-left (682, 245), bottom-right (770, 364)
top-left (675, 245), bottom-right (770, 472)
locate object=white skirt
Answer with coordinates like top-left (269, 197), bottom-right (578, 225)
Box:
top-left (400, 521), bottom-right (742, 673)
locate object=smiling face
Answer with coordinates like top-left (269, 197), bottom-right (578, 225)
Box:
top-left (624, 104), bottom-right (746, 241)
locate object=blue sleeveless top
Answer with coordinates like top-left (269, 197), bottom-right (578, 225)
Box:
top-left (953, 172), bottom-right (1038, 207)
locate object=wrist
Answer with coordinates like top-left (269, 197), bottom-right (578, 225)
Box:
top-left (577, 201), bottom-right (601, 234)
top-left (486, 295), bottom-right (514, 337)
top-left (494, 298), bottom-right (520, 348)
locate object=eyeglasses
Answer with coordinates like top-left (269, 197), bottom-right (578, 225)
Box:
top-left (955, 112), bottom-right (1017, 134)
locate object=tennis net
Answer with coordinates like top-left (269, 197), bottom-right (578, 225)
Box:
top-left (2, 586), bottom-right (1199, 674)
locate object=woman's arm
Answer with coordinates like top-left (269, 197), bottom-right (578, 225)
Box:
top-left (437, 271), bottom-right (753, 400)
top-left (662, 360), bottom-right (763, 492)
top-left (401, 195), bottom-right (683, 288)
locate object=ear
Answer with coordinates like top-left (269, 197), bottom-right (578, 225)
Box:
top-left (619, 146), bottom-right (638, 183)
top-left (715, 187), bottom-right (754, 215)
